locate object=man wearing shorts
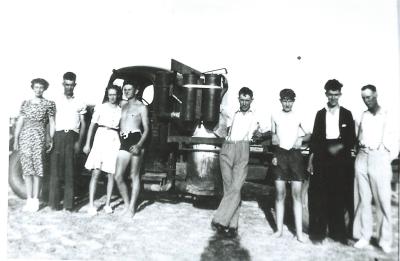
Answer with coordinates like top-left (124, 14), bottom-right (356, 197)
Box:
top-left (270, 88), bottom-right (310, 242)
top-left (114, 80), bottom-right (149, 217)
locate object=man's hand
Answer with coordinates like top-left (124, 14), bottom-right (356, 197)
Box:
top-left (327, 143), bottom-right (344, 156)
top-left (272, 134), bottom-right (280, 146)
top-left (74, 141), bottom-right (81, 154)
top-left (307, 153), bottom-right (314, 175)
top-left (129, 144), bottom-right (141, 155)
top-left (307, 160), bottom-right (314, 175)
top-left (46, 139), bottom-right (53, 153)
top-left (82, 144), bottom-right (90, 155)
top-left (292, 137), bottom-right (303, 149)
top-left (271, 156), bottom-right (278, 166)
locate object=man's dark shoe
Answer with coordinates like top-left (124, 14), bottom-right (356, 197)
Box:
top-left (226, 227), bottom-right (238, 238)
top-left (211, 221), bottom-right (228, 234)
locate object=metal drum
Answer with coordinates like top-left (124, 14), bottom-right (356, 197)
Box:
top-left (202, 74), bottom-right (222, 130)
top-left (185, 144), bottom-right (222, 196)
top-left (154, 71), bottom-right (173, 117)
top-left (181, 73), bottom-right (199, 121)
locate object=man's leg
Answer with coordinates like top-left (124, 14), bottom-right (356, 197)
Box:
top-left (220, 142), bottom-right (249, 229)
top-left (213, 142), bottom-right (235, 226)
top-left (48, 132), bottom-right (62, 210)
top-left (292, 181), bottom-right (305, 242)
top-left (353, 151), bottom-right (373, 248)
top-left (114, 150), bottom-right (131, 212)
top-left (128, 150), bottom-right (144, 216)
top-left (327, 160), bottom-right (346, 241)
top-left (63, 132), bottom-right (76, 210)
top-left (273, 180), bottom-right (286, 237)
top-left (369, 149), bottom-right (393, 250)
top-left (308, 162), bottom-right (328, 241)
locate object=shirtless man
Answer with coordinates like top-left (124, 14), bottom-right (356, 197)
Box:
top-left (114, 81), bottom-right (149, 217)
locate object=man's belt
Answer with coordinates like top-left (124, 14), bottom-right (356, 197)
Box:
top-left (56, 129), bottom-right (74, 133)
top-left (98, 125), bottom-right (119, 132)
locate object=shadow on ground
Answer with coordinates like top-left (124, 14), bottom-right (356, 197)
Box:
top-left (200, 234), bottom-right (251, 261)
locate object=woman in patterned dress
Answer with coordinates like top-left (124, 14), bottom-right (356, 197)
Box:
top-left (13, 78), bottom-right (56, 212)
top-left (83, 85), bottom-right (122, 215)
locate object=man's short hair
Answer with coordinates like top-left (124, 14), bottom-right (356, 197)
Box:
top-left (31, 78), bottom-right (49, 90)
top-left (123, 79), bottom-right (137, 87)
top-left (238, 87), bottom-right (253, 98)
top-left (361, 84), bottom-right (377, 92)
top-left (324, 79), bottom-right (343, 92)
top-left (63, 72), bottom-right (76, 81)
top-left (279, 88), bottom-right (296, 100)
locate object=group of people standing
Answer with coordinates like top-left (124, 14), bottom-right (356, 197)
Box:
top-left (211, 80), bottom-right (397, 254)
top-left (13, 72), bottom-right (149, 218)
top-left (13, 72), bottom-right (397, 253)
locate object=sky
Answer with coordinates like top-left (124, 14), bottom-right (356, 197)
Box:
top-left (2, 0), bottom-right (399, 126)
top-left (0, 0), bottom-right (399, 257)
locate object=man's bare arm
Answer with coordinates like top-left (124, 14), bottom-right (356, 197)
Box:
top-left (137, 105), bottom-right (149, 148)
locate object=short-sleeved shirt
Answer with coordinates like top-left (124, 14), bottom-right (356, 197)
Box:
top-left (90, 103), bottom-right (121, 129)
top-left (272, 110), bottom-right (306, 150)
top-left (54, 95), bottom-right (87, 133)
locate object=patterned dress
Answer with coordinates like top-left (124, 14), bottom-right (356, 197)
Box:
top-left (18, 99), bottom-right (56, 177)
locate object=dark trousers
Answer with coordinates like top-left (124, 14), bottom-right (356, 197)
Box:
top-left (48, 131), bottom-right (78, 210)
top-left (308, 152), bottom-right (353, 241)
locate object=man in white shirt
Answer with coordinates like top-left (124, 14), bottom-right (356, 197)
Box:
top-left (353, 85), bottom-right (398, 253)
top-left (48, 72), bottom-right (87, 211)
top-left (211, 87), bottom-right (262, 237)
top-left (270, 89), bottom-right (310, 242)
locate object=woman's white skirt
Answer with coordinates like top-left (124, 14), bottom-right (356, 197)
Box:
top-left (85, 127), bottom-right (120, 174)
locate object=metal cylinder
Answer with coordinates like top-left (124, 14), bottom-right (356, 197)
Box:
top-left (185, 145), bottom-right (223, 196)
top-left (181, 73), bottom-right (199, 121)
top-left (202, 74), bottom-right (222, 130)
top-left (154, 71), bottom-right (173, 116)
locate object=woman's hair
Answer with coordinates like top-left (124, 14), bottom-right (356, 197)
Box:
top-left (31, 78), bottom-right (49, 90)
top-left (102, 85), bottom-right (123, 104)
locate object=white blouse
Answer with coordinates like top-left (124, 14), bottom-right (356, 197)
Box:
top-left (91, 103), bottom-right (121, 129)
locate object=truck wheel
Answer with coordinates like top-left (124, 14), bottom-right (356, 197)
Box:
top-left (8, 151), bottom-right (27, 199)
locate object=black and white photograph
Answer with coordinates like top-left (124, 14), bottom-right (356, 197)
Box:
top-left (2, 0), bottom-right (400, 260)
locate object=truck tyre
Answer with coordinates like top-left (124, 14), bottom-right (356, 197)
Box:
top-left (8, 151), bottom-right (27, 199)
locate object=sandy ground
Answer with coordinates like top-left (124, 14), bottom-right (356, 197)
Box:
top-left (7, 182), bottom-right (399, 261)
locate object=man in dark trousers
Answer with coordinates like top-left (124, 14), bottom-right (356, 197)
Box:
top-left (308, 79), bottom-right (356, 244)
top-left (48, 72), bottom-right (87, 211)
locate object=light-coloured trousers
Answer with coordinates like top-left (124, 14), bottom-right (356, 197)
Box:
top-left (213, 141), bottom-right (249, 228)
top-left (353, 148), bottom-right (393, 246)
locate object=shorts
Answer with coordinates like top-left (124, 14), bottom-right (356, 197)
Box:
top-left (119, 131), bottom-right (141, 152)
top-left (270, 147), bottom-right (306, 181)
